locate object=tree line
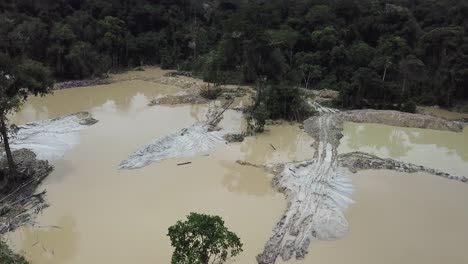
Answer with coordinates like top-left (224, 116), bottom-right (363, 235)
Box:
top-left (1, 0), bottom-right (467, 111)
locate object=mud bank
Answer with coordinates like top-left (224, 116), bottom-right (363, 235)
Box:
top-left (146, 74), bottom-right (209, 106)
top-left (257, 109), bottom-right (465, 264)
top-left (417, 106), bottom-right (468, 122)
top-left (338, 110), bottom-right (464, 132)
top-left (149, 93), bottom-right (208, 106)
top-left (149, 74), bottom-right (251, 106)
top-left (156, 75), bottom-right (205, 90)
top-left (257, 114), bottom-right (352, 264)
top-left (0, 149), bottom-right (53, 235)
top-left (55, 79), bottom-right (111, 89)
top-left (338, 152), bottom-right (468, 183)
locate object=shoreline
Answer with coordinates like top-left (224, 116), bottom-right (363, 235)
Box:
top-left (54, 67), bottom-right (468, 125)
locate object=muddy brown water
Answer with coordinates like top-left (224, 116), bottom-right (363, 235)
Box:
top-left (339, 122), bottom-right (468, 176)
top-left (280, 170), bottom-right (468, 264)
top-left (6, 68), bottom-right (468, 264)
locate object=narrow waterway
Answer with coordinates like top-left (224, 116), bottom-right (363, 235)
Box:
top-left (6, 68), bottom-right (468, 264)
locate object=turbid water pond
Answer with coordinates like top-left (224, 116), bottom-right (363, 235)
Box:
top-left (339, 122), bottom-right (468, 176)
top-left (5, 68), bottom-right (468, 264)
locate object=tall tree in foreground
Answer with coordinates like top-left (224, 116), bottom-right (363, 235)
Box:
top-left (167, 213), bottom-right (243, 264)
top-left (0, 53), bottom-right (53, 178)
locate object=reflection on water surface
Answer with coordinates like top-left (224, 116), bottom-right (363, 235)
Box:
top-left (339, 122), bottom-right (468, 175)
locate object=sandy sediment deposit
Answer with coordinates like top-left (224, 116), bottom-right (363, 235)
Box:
top-left (256, 109), bottom-right (465, 264)
top-left (119, 101), bottom-right (240, 170)
top-left (8, 112), bottom-right (98, 161)
top-left (338, 110), bottom-right (464, 132)
top-left (257, 114), bottom-right (352, 264)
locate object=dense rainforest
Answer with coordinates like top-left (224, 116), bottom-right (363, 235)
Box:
top-left (1, 0), bottom-right (467, 111)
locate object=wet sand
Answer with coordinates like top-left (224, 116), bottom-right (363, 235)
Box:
top-left (280, 170), bottom-right (468, 264)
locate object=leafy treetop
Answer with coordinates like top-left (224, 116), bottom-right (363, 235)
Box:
top-left (167, 212), bottom-right (243, 264)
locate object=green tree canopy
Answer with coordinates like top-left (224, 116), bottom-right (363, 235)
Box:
top-left (167, 213), bottom-right (243, 264)
top-left (1, 0), bottom-right (467, 110)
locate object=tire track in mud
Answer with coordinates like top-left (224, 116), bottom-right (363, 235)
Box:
top-left (257, 114), bottom-right (353, 264)
top-left (257, 109), bottom-right (465, 264)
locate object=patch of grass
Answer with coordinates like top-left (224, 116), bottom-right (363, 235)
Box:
top-left (0, 239), bottom-right (29, 264)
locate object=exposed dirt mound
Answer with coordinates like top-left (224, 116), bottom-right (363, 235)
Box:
top-left (338, 152), bottom-right (467, 183)
top-left (149, 94), bottom-right (209, 106)
top-left (338, 110), bottom-right (463, 132)
top-left (146, 75), bottom-right (211, 106)
top-left (156, 76), bottom-right (205, 90)
top-left (150, 75), bottom-right (250, 106)
top-left (0, 149), bottom-right (53, 234)
top-left (55, 79), bottom-right (111, 89)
